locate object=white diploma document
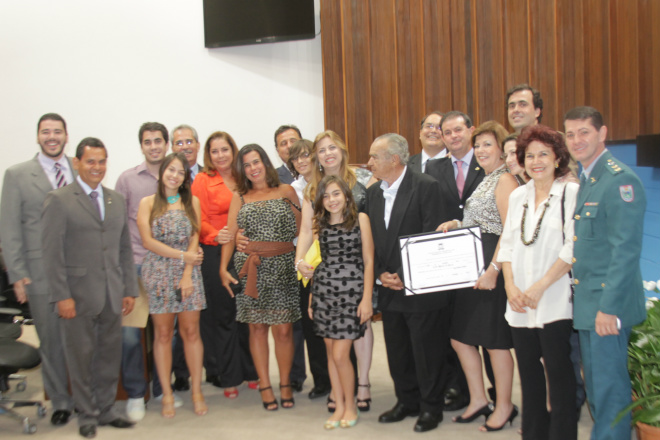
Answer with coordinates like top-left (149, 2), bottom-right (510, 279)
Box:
top-left (399, 227), bottom-right (485, 295)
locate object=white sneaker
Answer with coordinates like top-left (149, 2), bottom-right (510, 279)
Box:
top-left (126, 397), bottom-right (146, 422)
top-left (153, 393), bottom-right (183, 408)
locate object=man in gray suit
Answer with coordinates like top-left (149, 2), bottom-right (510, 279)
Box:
top-left (408, 111), bottom-right (447, 173)
top-left (274, 124), bottom-right (302, 184)
top-left (0, 113), bottom-right (76, 426)
top-left (42, 138), bottom-right (138, 439)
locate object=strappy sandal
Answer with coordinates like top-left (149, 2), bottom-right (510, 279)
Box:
top-left (192, 393), bottom-right (208, 416)
top-left (327, 396), bottom-right (336, 413)
top-left (279, 384), bottom-right (295, 409)
top-left (357, 384), bottom-right (372, 412)
top-left (259, 386), bottom-right (278, 411)
top-left (161, 394), bottom-right (175, 418)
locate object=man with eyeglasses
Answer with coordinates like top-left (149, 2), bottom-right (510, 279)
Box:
top-left (409, 111), bottom-right (447, 173)
top-left (506, 84), bottom-right (543, 133)
top-left (171, 124), bottom-right (202, 181)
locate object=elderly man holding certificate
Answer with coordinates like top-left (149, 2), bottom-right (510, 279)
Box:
top-left (365, 133), bottom-right (448, 433)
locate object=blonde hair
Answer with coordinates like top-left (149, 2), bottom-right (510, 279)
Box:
top-left (305, 130), bottom-right (357, 201)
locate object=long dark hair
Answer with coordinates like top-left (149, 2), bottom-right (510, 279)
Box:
top-left (312, 175), bottom-right (358, 234)
top-left (150, 152), bottom-right (199, 233)
top-left (234, 144), bottom-right (280, 195)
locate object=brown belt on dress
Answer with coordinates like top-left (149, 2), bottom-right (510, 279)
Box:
top-left (238, 241), bottom-right (295, 299)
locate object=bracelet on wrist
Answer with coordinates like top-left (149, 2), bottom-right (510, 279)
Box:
top-left (181, 251), bottom-right (184, 262)
top-left (295, 259), bottom-right (304, 271)
top-left (490, 262), bottom-right (500, 272)
top-left (454, 219), bottom-right (462, 228)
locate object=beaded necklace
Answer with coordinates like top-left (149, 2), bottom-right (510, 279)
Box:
top-left (167, 193), bottom-right (181, 204)
top-left (520, 195), bottom-right (552, 246)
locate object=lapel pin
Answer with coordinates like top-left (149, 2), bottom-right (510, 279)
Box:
top-left (475, 167), bottom-right (480, 171)
top-left (590, 177), bottom-right (596, 183)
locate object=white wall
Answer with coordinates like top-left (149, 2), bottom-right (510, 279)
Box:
top-left (0, 0), bottom-right (324, 190)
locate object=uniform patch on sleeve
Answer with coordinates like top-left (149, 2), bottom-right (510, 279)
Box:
top-left (619, 185), bottom-right (634, 202)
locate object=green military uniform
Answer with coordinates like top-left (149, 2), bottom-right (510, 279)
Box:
top-left (573, 150), bottom-right (646, 440)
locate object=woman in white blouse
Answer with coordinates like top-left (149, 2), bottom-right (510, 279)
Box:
top-left (497, 125), bottom-right (579, 440)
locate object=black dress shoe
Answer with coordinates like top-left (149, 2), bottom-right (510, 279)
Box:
top-left (414, 411), bottom-right (443, 433)
top-left (290, 380), bottom-right (303, 392)
top-left (444, 393), bottom-right (470, 411)
top-left (308, 384), bottom-right (331, 399)
top-left (99, 418), bottom-right (134, 428)
top-left (172, 377), bottom-right (190, 391)
top-left (378, 403), bottom-right (420, 423)
top-left (79, 425), bottom-right (96, 438)
top-left (209, 377), bottom-right (223, 388)
top-left (205, 375), bottom-right (219, 384)
top-left (51, 409), bottom-right (72, 426)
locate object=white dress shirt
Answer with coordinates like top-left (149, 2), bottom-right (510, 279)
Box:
top-left (421, 149), bottom-right (447, 173)
top-left (497, 179), bottom-right (579, 328)
top-left (38, 152), bottom-right (74, 189)
top-left (380, 166), bottom-right (407, 229)
top-left (77, 176), bottom-right (105, 220)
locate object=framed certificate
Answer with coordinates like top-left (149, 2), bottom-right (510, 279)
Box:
top-left (399, 226), bottom-right (485, 295)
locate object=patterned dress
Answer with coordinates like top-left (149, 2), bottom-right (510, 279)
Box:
top-left (311, 222), bottom-right (366, 340)
top-left (142, 210), bottom-right (206, 314)
top-left (234, 198), bottom-right (301, 325)
top-left (451, 165), bottom-right (513, 349)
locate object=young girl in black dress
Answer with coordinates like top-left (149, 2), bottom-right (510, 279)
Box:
top-left (307, 175), bottom-right (374, 429)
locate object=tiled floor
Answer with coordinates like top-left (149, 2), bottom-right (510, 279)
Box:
top-left (1, 322), bottom-right (616, 439)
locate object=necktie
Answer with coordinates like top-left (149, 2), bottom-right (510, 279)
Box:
top-left (54, 163), bottom-right (66, 188)
top-left (580, 172), bottom-right (587, 186)
top-left (456, 160), bottom-right (465, 199)
top-left (89, 191), bottom-right (102, 219)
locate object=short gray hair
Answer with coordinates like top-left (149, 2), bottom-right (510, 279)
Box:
top-left (171, 124), bottom-right (199, 142)
top-left (374, 133), bottom-right (409, 165)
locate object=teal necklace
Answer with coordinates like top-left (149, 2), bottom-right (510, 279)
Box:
top-left (167, 193), bottom-right (181, 204)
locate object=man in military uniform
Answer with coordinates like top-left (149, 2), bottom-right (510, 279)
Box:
top-left (564, 106), bottom-right (647, 440)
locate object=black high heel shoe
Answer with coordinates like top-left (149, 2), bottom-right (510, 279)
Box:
top-left (452, 403), bottom-right (494, 423)
top-left (356, 384), bottom-right (372, 412)
top-left (481, 405), bottom-right (519, 432)
top-left (259, 386), bottom-right (278, 411)
top-left (280, 384), bottom-right (295, 409)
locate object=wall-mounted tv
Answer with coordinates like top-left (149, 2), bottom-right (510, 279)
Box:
top-left (203, 0), bottom-right (316, 48)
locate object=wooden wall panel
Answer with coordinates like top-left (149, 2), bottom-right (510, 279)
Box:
top-left (320, 0), bottom-right (660, 164)
top-left (473, 0), bottom-right (506, 123)
top-left (610, 0), bottom-right (639, 140)
top-left (368, 0), bottom-right (397, 162)
top-left (395, 0), bottom-right (426, 154)
top-left (320, 1), bottom-right (345, 140)
top-left (638, 0), bottom-right (660, 134)
top-left (341, 2), bottom-right (373, 163)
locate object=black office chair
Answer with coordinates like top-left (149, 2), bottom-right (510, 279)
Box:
top-left (0, 250), bottom-right (45, 434)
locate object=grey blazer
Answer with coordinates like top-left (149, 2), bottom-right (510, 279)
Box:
top-left (0, 155), bottom-right (75, 292)
top-left (41, 180), bottom-right (138, 316)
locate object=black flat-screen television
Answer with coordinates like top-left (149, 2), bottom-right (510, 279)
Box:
top-left (203, 0), bottom-right (316, 48)
top-left (636, 134), bottom-right (660, 168)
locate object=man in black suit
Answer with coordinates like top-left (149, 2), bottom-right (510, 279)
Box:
top-left (273, 124), bottom-right (301, 185)
top-left (408, 111), bottom-right (447, 173)
top-left (426, 111), bottom-right (484, 224)
top-left (366, 133), bottom-right (449, 433)
top-left (425, 111), bottom-right (486, 410)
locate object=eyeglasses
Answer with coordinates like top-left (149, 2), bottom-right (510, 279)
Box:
top-left (292, 152), bottom-right (310, 161)
top-left (174, 139), bottom-right (196, 147)
top-left (422, 123), bottom-right (442, 131)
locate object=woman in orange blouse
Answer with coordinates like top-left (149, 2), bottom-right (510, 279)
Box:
top-left (192, 131), bottom-right (257, 398)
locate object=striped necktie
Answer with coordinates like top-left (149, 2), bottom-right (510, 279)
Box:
top-left (54, 163), bottom-right (66, 188)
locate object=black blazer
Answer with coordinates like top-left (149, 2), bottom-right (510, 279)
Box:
top-left (365, 168), bottom-right (450, 313)
top-left (408, 153), bottom-right (422, 173)
top-left (425, 155), bottom-right (484, 223)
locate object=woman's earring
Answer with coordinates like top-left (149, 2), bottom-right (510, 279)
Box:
top-left (319, 163), bottom-right (323, 172)
top-left (555, 162), bottom-right (559, 168)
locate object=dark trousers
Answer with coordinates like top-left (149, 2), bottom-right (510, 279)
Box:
top-left (172, 319), bottom-right (189, 379)
top-left (382, 307), bottom-right (450, 415)
top-left (199, 243), bottom-right (255, 387)
top-left (512, 320), bottom-right (577, 440)
top-left (297, 281), bottom-right (330, 387)
top-left (61, 298), bottom-right (122, 426)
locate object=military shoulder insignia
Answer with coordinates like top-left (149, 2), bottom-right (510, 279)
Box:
top-left (620, 185), bottom-right (634, 202)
